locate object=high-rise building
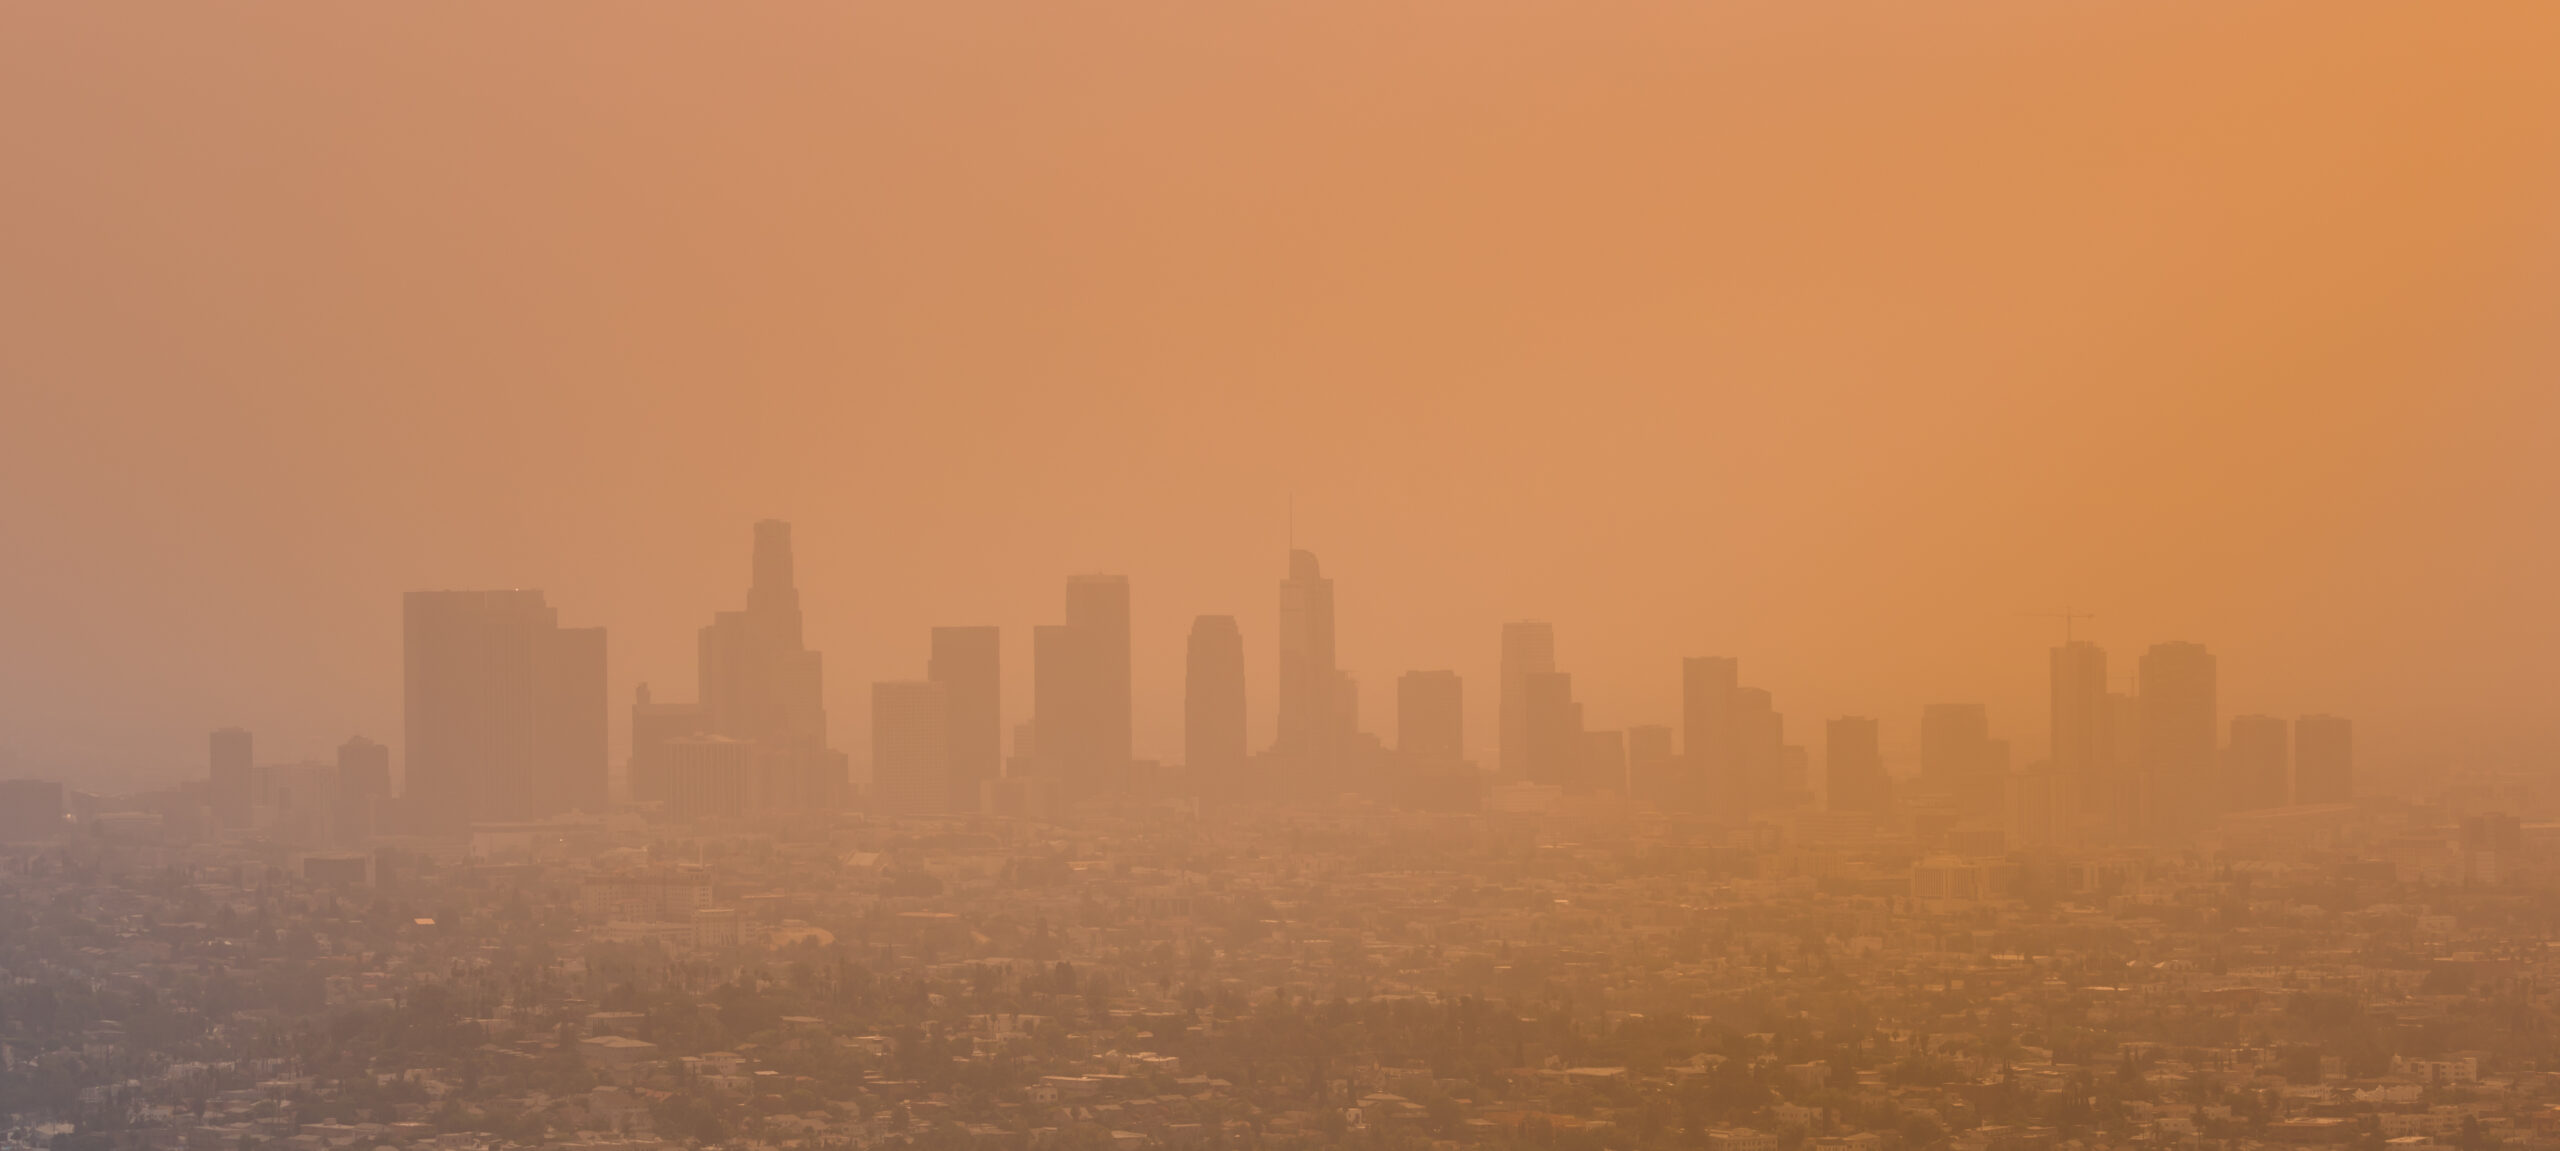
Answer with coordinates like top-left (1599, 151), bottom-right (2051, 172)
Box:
top-left (929, 626), bottom-right (1001, 811)
top-left (699, 520), bottom-right (828, 752)
top-left (1522, 671), bottom-right (1580, 789)
top-left (1065, 575), bottom-right (1132, 766)
top-left (403, 589), bottom-right (608, 832)
top-left (1579, 730), bottom-right (1628, 794)
top-left (2295, 714), bottom-right (2353, 805)
top-left (335, 735), bottom-right (391, 842)
top-left (871, 680), bottom-right (950, 816)
top-left (1275, 552), bottom-right (1338, 764)
top-left (2228, 714), bottom-right (2290, 811)
top-left (2138, 641), bottom-right (2218, 837)
top-left (210, 727), bottom-right (254, 829)
top-left (1920, 703), bottom-right (2003, 821)
top-left (2050, 641), bottom-right (2108, 828)
top-left (0, 779), bottom-right (65, 842)
top-left (1826, 716), bottom-right (1889, 814)
top-left (1396, 670), bottom-right (1463, 764)
top-left (1683, 656), bottom-right (1740, 813)
top-left (1032, 623), bottom-right (1099, 788)
top-left (629, 683), bottom-right (707, 805)
top-left (1627, 725), bottom-right (1677, 802)
top-left (1733, 687), bottom-right (1784, 817)
top-left (1184, 616), bottom-right (1247, 777)
top-left (1499, 623), bottom-right (1557, 779)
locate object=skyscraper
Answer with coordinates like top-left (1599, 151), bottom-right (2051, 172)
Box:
top-left (210, 727), bottom-right (253, 829)
top-left (2227, 714), bottom-right (2290, 811)
top-left (2138, 641), bottom-right (2218, 837)
top-left (929, 626), bottom-right (1002, 811)
top-left (629, 683), bottom-right (707, 805)
top-left (699, 520), bottom-right (827, 751)
top-left (1032, 622), bottom-right (1100, 789)
top-left (2295, 714), bottom-right (2353, 804)
top-left (2050, 641), bottom-right (2108, 817)
top-left (1826, 716), bottom-right (1889, 814)
top-left (1522, 671), bottom-right (1579, 788)
top-left (1683, 656), bottom-right (1740, 813)
top-left (1396, 670), bottom-right (1463, 764)
top-left (403, 589), bottom-right (607, 832)
top-left (1733, 686), bottom-right (1783, 817)
top-left (1065, 574), bottom-right (1132, 766)
top-left (1275, 551), bottom-right (1338, 764)
top-left (1184, 616), bottom-right (1247, 777)
top-left (870, 680), bottom-right (950, 816)
top-left (1499, 623), bottom-right (1556, 779)
top-left (335, 735), bottom-right (392, 842)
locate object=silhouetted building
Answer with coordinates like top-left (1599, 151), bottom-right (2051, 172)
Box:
top-left (871, 680), bottom-right (950, 816)
top-left (1522, 671), bottom-right (1580, 789)
top-left (1579, 729), bottom-right (1627, 794)
top-left (1627, 724), bottom-right (1677, 803)
top-left (2139, 641), bottom-right (2218, 837)
top-left (2228, 714), bottom-right (2290, 811)
top-left (1275, 551), bottom-right (1338, 766)
top-left (1826, 716), bottom-right (1889, 814)
top-left (2295, 714), bottom-right (2353, 804)
top-left (0, 779), bottom-right (64, 841)
top-left (1733, 687), bottom-right (1784, 817)
top-left (1683, 656), bottom-right (1740, 815)
top-left (2050, 641), bottom-right (2109, 829)
top-left (1499, 623), bottom-right (1556, 780)
top-left (210, 727), bottom-right (253, 829)
top-left (335, 735), bottom-right (391, 841)
top-left (1032, 623), bottom-right (1103, 793)
top-left (1919, 703), bottom-right (2004, 821)
top-left (1065, 574), bottom-right (1132, 766)
top-left (930, 626), bottom-right (1002, 811)
top-left (665, 735), bottom-right (767, 820)
top-left (628, 684), bottom-right (707, 805)
top-left (1185, 615), bottom-right (1247, 778)
top-left (700, 520), bottom-right (827, 750)
top-left (1396, 670), bottom-right (1463, 764)
top-left (403, 589), bottom-right (608, 833)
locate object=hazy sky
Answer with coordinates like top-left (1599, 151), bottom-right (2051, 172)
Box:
top-left (6, 4), bottom-right (2558, 792)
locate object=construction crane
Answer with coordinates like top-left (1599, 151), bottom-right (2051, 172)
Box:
top-left (2022, 608), bottom-right (2098, 644)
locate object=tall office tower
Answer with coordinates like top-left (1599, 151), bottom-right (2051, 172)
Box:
top-left (2295, 715), bottom-right (2353, 805)
top-left (1627, 725), bottom-right (1677, 802)
top-left (1579, 730), bottom-right (1628, 794)
top-left (1065, 574), bottom-right (1133, 766)
top-left (1683, 656), bottom-right (1740, 812)
top-left (2050, 641), bottom-right (2108, 827)
top-left (929, 626), bottom-right (1002, 811)
top-left (2227, 715), bottom-right (2290, 811)
top-left (335, 735), bottom-right (392, 842)
top-left (1732, 687), bottom-right (1783, 817)
top-left (629, 683), bottom-right (707, 804)
top-left (404, 589), bottom-right (609, 832)
top-left (870, 681), bottom-right (950, 816)
top-left (1499, 623), bottom-right (1557, 779)
top-left (0, 779), bottom-right (65, 841)
top-left (1396, 670), bottom-right (1464, 764)
top-left (1185, 616), bottom-right (1248, 777)
top-left (210, 727), bottom-right (254, 829)
top-left (699, 520), bottom-right (828, 752)
top-left (2138, 641), bottom-right (2219, 837)
top-left (1274, 551), bottom-right (1338, 763)
top-left (1825, 716), bottom-right (1890, 814)
top-left (1522, 671), bottom-right (1580, 788)
top-left (1032, 623), bottom-right (1099, 785)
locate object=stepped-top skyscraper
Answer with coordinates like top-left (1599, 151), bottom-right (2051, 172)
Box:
top-left (404, 588), bottom-right (607, 832)
top-left (1275, 550), bottom-right (1339, 764)
top-left (699, 520), bottom-right (827, 751)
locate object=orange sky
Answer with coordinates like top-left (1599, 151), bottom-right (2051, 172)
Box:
top-left (5, 3), bottom-right (2558, 792)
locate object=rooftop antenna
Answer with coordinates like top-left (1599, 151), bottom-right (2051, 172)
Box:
top-left (2022, 607), bottom-right (2098, 645)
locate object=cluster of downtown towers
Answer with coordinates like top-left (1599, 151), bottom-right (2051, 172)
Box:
top-left (290, 520), bottom-right (2351, 842)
